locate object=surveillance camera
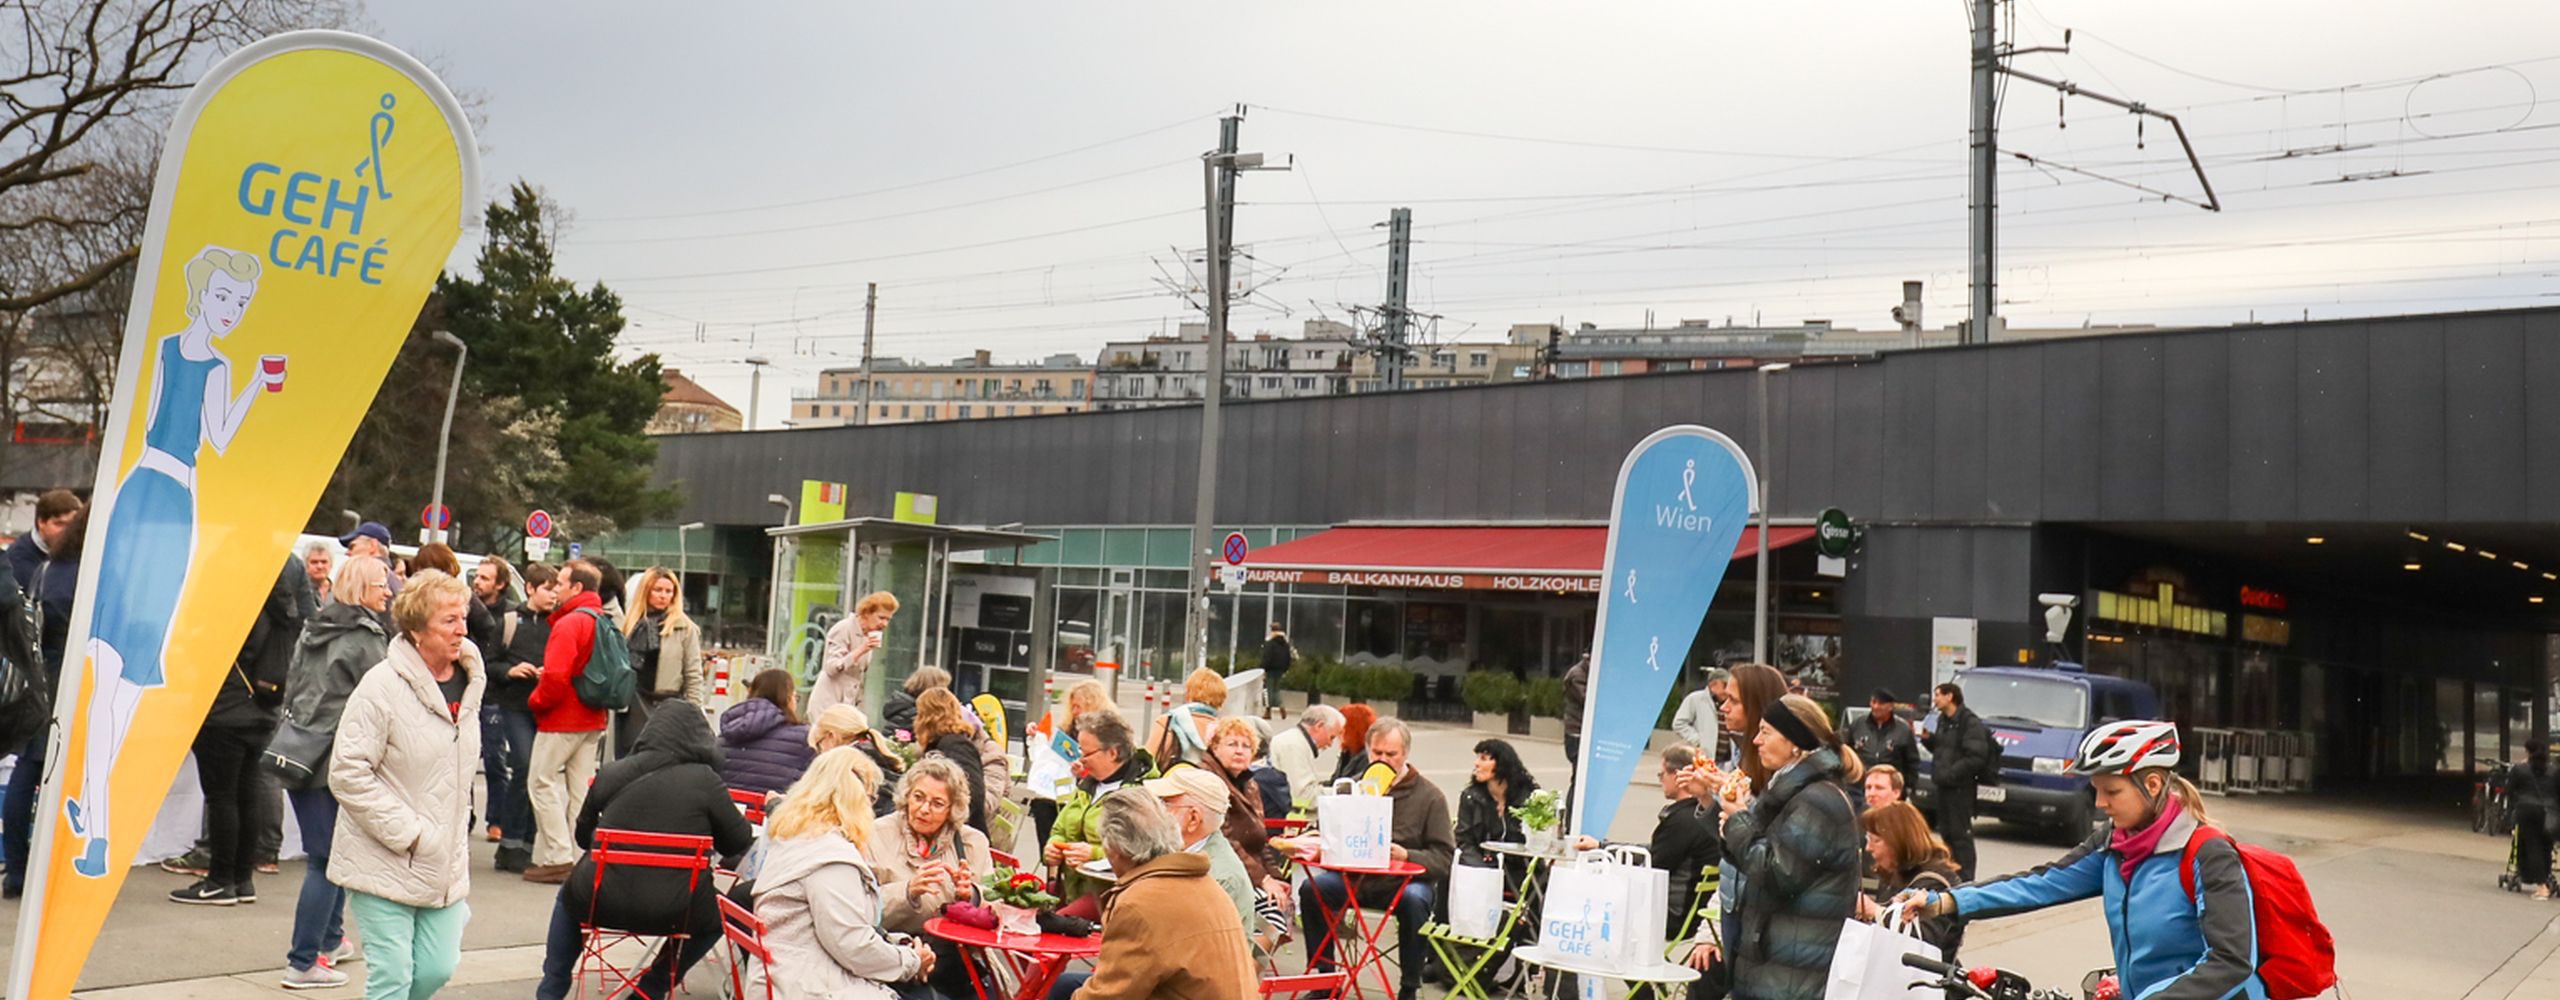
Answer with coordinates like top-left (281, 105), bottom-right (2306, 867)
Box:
top-left (2037, 593), bottom-right (2080, 609)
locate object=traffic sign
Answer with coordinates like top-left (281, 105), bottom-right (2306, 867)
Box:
top-left (1218, 565), bottom-right (1249, 593)
top-left (421, 503), bottom-right (452, 531)
top-left (525, 536), bottom-right (552, 562)
top-left (567, 541), bottom-right (582, 560)
top-left (1222, 532), bottom-right (1249, 566)
top-left (525, 509), bottom-right (554, 538)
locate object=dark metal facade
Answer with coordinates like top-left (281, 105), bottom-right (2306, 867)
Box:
top-left (656, 306), bottom-right (2560, 532)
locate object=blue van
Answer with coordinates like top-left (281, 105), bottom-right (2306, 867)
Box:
top-left (1908, 663), bottom-right (2163, 841)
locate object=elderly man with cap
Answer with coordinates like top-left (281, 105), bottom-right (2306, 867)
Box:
top-left (1844, 687), bottom-right (1919, 798)
top-left (1146, 766), bottom-right (1262, 945)
top-left (341, 521), bottom-right (401, 595)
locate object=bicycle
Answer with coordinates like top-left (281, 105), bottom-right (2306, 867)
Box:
top-left (1900, 952), bottom-right (2114, 1000)
top-left (2473, 757), bottom-right (2512, 836)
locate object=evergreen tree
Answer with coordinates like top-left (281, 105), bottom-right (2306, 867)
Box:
top-left (314, 181), bottom-right (676, 550)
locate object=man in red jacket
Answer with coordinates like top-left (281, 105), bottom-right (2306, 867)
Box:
top-left (523, 559), bottom-right (610, 883)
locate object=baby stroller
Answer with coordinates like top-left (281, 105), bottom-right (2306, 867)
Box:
top-left (2502, 817), bottom-right (2557, 895)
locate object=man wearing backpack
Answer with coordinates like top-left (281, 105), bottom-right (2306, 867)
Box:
top-left (1902, 720), bottom-right (2335, 1000)
top-left (523, 559), bottom-right (622, 883)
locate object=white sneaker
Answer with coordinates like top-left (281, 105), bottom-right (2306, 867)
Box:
top-left (280, 964), bottom-right (349, 990)
top-left (323, 941), bottom-right (362, 966)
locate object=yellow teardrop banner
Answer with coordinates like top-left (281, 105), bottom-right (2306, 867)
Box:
top-left (10, 30), bottom-right (477, 998)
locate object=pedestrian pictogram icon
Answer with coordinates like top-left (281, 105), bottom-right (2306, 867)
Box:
top-left (1222, 532), bottom-right (1249, 566)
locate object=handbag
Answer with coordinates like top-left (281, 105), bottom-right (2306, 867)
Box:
top-left (1315, 778), bottom-right (1394, 869)
top-left (261, 716), bottom-right (333, 790)
top-left (1448, 861), bottom-right (1507, 939)
top-left (1823, 901), bottom-right (1938, 1000)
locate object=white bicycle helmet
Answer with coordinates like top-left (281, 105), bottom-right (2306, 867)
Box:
top-left (2071, 720), bottom-right (2181, 775)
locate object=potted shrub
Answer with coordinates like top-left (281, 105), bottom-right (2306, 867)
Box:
top-left (1279, 659), bottom-right (1322, 712)
top-left (1515, 788), bottom-right (1563, 853)
top-left (1318, 661), bottom-right (1364, 705)
top-left (1363, 665), bottom-right (1413, 719)
top-left (1461, 671), bottom-right (1524, 733)
top-left (1525, 676), bottom-right (1567, 740)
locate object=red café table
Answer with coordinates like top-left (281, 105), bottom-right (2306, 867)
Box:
top-left (925, 916), bottom-right (1103, 1000)
top-left (1301, 856), bottom-right (1427, 1000)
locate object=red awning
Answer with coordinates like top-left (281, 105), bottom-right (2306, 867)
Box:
top-left (1242, 524), bottom-right (1815, 594)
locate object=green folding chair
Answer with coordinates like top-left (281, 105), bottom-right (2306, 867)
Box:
top-left (1421, 867), bottom-right (1543, 1000)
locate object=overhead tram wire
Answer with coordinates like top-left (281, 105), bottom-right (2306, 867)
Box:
top-left (566, 159), bottom-right (1194, 246)
top-left (586, 110), bottom-right (1222, 223)
top-left (602, 207), bottom-right (1197, 284)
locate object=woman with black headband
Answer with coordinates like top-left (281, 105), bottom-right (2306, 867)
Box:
top-left (1689, 693), bottom-right (1864, 1000)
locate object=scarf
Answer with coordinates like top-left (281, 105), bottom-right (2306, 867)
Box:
top-left (2108, 790), bottom-right (2184, 882)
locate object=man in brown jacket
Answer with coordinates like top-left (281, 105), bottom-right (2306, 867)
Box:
top-left (1295, 717), bottom-right (1456, 1000)
top-left (1050, 793), bottom-right (1255, 1000)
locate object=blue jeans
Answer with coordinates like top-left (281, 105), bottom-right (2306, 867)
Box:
top-left (1298, 870), bottom-right (1435, 996)
top-left (536, 894), bottom-right (724, 1000)
top-left (1050, 971), bottom-right (1090, 1000)
top-left (481, 705), bottom-right (537, 848)
top-left (286, 787), bottom-right (347, 972)
top-left (3, 729), bottom-right (46, 893)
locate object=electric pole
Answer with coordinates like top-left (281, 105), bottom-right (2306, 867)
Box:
top-left (1380, 207), bottom-right (1413, 391)
top-left (1967, 0), bottom-right (1998, 345)
top-left (744, 355), bottom-right (770, 430)
top-left (1966, 1), bottom-right (2217, 345)
top-left (856, 281), bottom-right (878, 425)
top-left (1184, 115), bottom-right (1243, 678)
top-left (1185, 112), bottom-right (1285, 677)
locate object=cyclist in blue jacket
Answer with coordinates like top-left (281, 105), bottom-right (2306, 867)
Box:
top-left (1901, 720), bottom-right (2266, 1000)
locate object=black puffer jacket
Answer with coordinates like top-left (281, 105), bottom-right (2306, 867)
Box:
top-left (566, 706), bottom-right (757, 935)
top-left (1721, 748), bottom-right (1861, 1000)
top-left (207, 556), bottom-right (307, 729)
top-left (925, 731), bottom-right (989, 834)
top-left (1925, 707), bottom-right (1997, 789)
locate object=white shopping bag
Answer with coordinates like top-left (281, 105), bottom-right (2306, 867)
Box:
top-left (1540, 848), bottom-right (1654, 966)
top-left (1608, 844), bottom-right (1671, 953)
top-left (1448, 862), bottom-right (1506, 939)
top-left (1822, 904), bottom-right (1938, 1000)
top-left (1315, 778), bottom-right (1394, 869)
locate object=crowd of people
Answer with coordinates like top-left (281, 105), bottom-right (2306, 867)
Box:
top-left (0, 506), bottom-right (2282, 1000)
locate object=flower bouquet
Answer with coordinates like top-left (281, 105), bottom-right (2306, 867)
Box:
top-left (980, 865), bottom-right (1060, 939)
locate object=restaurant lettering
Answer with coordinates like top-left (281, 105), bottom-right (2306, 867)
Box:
top-left (1243, 567), bottom-right (1603, 593)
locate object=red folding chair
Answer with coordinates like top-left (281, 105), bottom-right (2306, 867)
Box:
top-left (1261, 972), bottom-right (1348, 997)
top-left (720, 894), bottom-right (775, 1000)
top-left (728, 787), bottom-right (770, 825)
top-left (573, 829), bottom-right (717, 1000)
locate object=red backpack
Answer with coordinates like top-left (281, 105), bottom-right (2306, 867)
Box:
top-left (2177, 826), bottom-right (2337, 999)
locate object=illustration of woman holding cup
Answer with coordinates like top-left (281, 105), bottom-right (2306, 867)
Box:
top-left (64, 245), bottom-right (284, 876)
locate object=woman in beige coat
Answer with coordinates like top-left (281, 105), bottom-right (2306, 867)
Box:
top-left (872, 757), bottom-right (994, 998)
top-left (755, 747), bottom-right (937, 1000)
top-left (327, 570), bottom-right (485, 1000)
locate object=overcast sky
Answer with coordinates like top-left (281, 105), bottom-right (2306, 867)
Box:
top-left (367, 1), bottom-right (2560, 428)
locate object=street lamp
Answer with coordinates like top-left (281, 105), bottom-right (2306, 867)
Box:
top-left (426, 330), bottom-right (467, 545)
top-left (765, 494), bottom-right (794, 646)
top-left (677, 521), bottom-right (707, 583)
top-left (1753, 361), bottom-right (1792, 665)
